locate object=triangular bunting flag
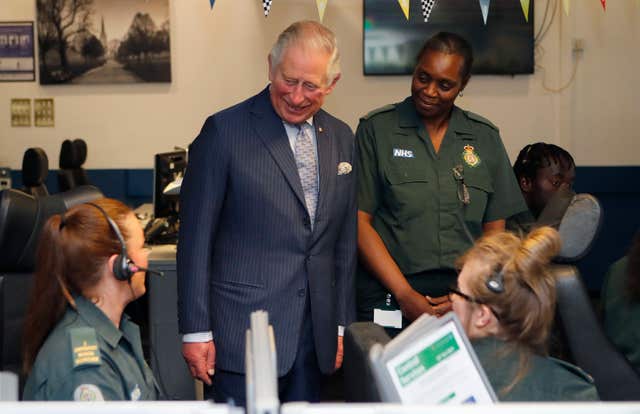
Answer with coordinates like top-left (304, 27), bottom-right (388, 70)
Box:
top-left (398, 0), bottom-right (410, 20)
top-left (263, 0), bottom-right (273, 17)
top-left (209, 0), bottom-right (215, 9)
top-left (421, 0), bottom-right (436, 23)
top-left (316, 0), bottom-right (328, 22)
top-left (562, 0), bottom-right (570, 15)
top-left (520, 0), bottom-right (530, 22)
top-left (600, 0), bottom-right (606, 11)
top-left (479, 0), bottom-right (490, 25)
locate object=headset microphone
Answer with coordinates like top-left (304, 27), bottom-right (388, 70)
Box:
top-left (129, 264), bottom-right (164, 277)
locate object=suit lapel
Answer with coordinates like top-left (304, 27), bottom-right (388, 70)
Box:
top-left (314, 110), bottom-right (336, 232)
top-left (250, 87), bottom-right (306, 208)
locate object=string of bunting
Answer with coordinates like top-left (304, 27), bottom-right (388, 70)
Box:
top-left (205, 1), bottom-right (636, 19)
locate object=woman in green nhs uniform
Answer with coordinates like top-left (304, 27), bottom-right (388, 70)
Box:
top-left (450, 227), bottom-right (598, 401)
top-left (356, 32), bottom-right (526, 333)
top-left (22, 198), bottom-right (160, 401)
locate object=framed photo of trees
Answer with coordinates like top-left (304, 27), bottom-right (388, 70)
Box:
top-left (36, 0), bottom-right (171, 85)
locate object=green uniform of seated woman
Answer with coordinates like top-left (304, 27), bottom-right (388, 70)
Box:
top-left (450, 227), bottom-right (598, 401)
top-left (22, 198), bottom-right (160, 401)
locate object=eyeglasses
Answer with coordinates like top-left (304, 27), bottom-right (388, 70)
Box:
top-left (452, 165), bottom-right (470, 205)
top-left (449, 284), bottom-right (501, 321)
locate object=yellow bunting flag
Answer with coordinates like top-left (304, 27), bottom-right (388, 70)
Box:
top-left (600, 0), bottom-right (606, 11)
top-left (479, 0), bottom-right (490, 25)
top-left (316, 0), bottom-right (328, 22)
top-left (562, 0), bottom-right (570, 15)
top-left (262, 0), bottom-right (273, 17)
top-left (397, 0), bottom-right (410, 20)
top-left (520, 0), bottom-right (530, 21)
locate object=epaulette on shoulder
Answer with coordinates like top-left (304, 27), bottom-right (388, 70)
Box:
top-left (464, 110), bottom-right (499, 131)
top-left (550, 357), bottom-right (595, 384)
top-left (69, 327), bottom-right (102, 369)
top-left (361, 104), bottom-right (396, 121)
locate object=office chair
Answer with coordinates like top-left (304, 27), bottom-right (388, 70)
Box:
top-left (58, 139), bottom-right (90, 192)
top-left (20, 148), bottom-right (49, 197)
top-left (551, 194), bottom-right (640, 400)
top-left (343, 322), bottom-right (390, 402)
top-left (0, 186), bottom-right (103, 386)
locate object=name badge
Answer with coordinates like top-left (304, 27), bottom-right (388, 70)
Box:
top-left (373, 308), bottom-right (402, 329)
top-left (393, 148), bottom-right (414, 158)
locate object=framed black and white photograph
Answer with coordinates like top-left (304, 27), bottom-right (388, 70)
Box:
top-left (0, 21), bottom-right (35, 82)
top-left (37, 0), bottom-right (171, 85)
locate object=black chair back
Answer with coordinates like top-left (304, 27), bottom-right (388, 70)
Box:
top-left (58, 139), bottom-right (90, 192)
top-left (554, 264), bottom-right (640, 400)
top-left (21, 148), bottom-right (49, 197)
top-left (343, 322), bottom-right (391, 402)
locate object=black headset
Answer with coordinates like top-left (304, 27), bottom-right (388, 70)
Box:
top-left (486, 267), bottom-right (505, 294)
top-left (85, 202), bottom-right (160, 281)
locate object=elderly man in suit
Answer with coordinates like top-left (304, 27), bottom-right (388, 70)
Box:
top-left (177, 20), bottom-right (357, 404)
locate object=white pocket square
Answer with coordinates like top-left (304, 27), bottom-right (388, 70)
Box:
top-left (337, 162), bottom-right (352, 175)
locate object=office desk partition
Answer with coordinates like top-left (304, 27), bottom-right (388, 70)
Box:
top-left (148, 244), bottom-right (195, 400)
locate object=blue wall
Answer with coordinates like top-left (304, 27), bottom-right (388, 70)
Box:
top-left (9, 166), bottom-right (640, 294)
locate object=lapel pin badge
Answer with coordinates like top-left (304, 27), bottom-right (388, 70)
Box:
top-left (337, 162), bottom-right (352, 175)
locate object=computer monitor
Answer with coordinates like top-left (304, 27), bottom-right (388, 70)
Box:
top-left (153, 150), bottom-right (187, 219)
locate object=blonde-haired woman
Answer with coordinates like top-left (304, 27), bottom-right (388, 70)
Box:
top-left (450, 227), bottom-right (598, 401)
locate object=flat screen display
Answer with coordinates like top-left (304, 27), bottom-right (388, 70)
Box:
top-left (363, 0), bottom-right (534, 76)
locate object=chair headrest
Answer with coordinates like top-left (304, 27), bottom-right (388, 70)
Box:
top-left (0, 186), bottom-right (103, 272)
top-left (59, 139), bottom-right (75, 169)
top-left (0, 190), bottom-right (38, 271)
top-left (59, 139), bottom-right (87, 169)
top-left (21, 148), bottom-right (49, 187)
top-left (556, 194), bottom-right (603, 262)
top-left (73, 139), bottom-right (87, 165)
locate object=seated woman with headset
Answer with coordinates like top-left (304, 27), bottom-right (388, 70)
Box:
top-left (450, 226), bottom-right (598, 401)
top-left (22, 198), bottom-right (161, 400)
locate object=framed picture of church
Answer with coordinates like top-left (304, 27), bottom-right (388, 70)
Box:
top-left (36, 0), bottom-right (171, 85)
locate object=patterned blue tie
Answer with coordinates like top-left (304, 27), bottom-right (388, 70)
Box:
top-left (295, 123), bottom-right (318, 228)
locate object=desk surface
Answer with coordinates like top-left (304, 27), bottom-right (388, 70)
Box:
top-left (149, 244), bottom-right (177, 262)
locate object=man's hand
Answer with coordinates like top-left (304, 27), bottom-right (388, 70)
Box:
top-left (426, 294), bottom-right (452, 317)
top-left (182, 341), bottom-right (216, 386)
top-left (396, 288), bottom-right (437, 321)
top-left (334, 335), bottom-right (344, 371)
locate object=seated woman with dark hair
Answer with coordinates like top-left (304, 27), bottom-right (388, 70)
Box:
top-left (22, 198), bottom-right (160, 401)
top-left (508, 142), bottom-right (576, 233)
top-left (450, 227), bottom-right (598, 401)
top-left (602, 230), bottom-right (640, 373)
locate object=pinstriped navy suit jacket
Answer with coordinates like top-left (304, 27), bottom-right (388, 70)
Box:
top-left (177, 86), bottom-right (357, 376)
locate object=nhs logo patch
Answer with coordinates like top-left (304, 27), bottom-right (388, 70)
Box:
top-left (393, 148), bottom-right (414, 158)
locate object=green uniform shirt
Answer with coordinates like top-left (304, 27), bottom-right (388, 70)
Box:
top-left (356, 98), bottom-right (526, 314)
top-left (602, 256), bottom-right (640, 372)
top-left (23, 296), bottom-right (160, 401)
top-left (473, 337), bottom-right (599, 401)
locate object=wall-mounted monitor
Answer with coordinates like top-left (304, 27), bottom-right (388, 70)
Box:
top-left (364, 0), bottom-right (534, 76)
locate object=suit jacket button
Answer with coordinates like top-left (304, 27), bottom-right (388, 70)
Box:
top-left (303, 217), bottom-right (310, 227)
top-left (297, 288), bottom-right (306, 297)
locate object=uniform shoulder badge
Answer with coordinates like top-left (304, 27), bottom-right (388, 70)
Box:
top-left (461, 145), bottom-right (481, 168)
top-left (73, 384), bottom-right (105, 401)
top-left (69, 327), bottom-right (102, 369)
top-left (464, 111), bottom-right (499, 131)
top-left (361, 104), bottom-right (396, 121)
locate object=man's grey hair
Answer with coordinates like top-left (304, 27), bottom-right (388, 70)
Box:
top-left (269, 20), bottom-right (341, 86)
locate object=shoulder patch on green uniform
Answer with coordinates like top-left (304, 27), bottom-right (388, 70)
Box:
top-left (464, 110), bottom-right (499, 131)
top-left (361, 104), bottom-right (396, 121)
top-left (69, 327), bottom-right (102, 369)
top-left (550, 357), bottom-right (595, 384)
